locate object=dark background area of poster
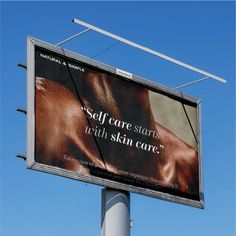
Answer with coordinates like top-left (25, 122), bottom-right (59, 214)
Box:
top-left (34, 46), bottom-right (200, 201)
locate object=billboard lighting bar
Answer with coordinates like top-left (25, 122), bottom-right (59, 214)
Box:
top-left (56, 28), bottom-right (91, 46)
top-left (72, 18), bottom-right (226, 84)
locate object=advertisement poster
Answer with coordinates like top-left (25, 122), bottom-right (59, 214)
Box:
top-left (28, 38), bottom-right (202, 207)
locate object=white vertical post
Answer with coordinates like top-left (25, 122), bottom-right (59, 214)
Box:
top-left (101, 188), bottom-right (130, 236)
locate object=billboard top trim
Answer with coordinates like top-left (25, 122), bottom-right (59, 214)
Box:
top-left (71, 18), bottom-right (226, 84)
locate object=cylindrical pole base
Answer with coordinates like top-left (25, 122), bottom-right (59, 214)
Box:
top-left (101, 188), bottom-right (130, 236)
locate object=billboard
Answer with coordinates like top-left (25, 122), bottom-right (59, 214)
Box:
top-left (27, 37), bottom-right (204, 208)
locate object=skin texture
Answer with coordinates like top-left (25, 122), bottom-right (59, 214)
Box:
top-left (35, 72), bottom-right (199, 195)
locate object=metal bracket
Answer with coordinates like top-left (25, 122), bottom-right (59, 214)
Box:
top-left (130, 219), bottom-right (133, 229)
top-left (17, 63), bottom-right (27, 69)
top-left (16, 108), bottom-right (27, 115)
top-left (16, 154), bottom-right (27, 161)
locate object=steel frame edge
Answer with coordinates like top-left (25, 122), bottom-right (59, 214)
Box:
top-left (26, 36), bottom-right (36, 168)
top-left (198, 101), bottom-right (204, 208)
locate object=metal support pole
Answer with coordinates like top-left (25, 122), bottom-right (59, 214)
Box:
top-left (101, 188), bottom-right (130, 236)
top-left (16, 154), bottom-right (27, 161)
top-left (175, 76), bottom-right (210, 89)
top-left (56, 28), bottom-right (90, 46)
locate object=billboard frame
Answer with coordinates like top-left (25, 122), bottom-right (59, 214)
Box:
top-left (27, 36), bottom-right (204, 209)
